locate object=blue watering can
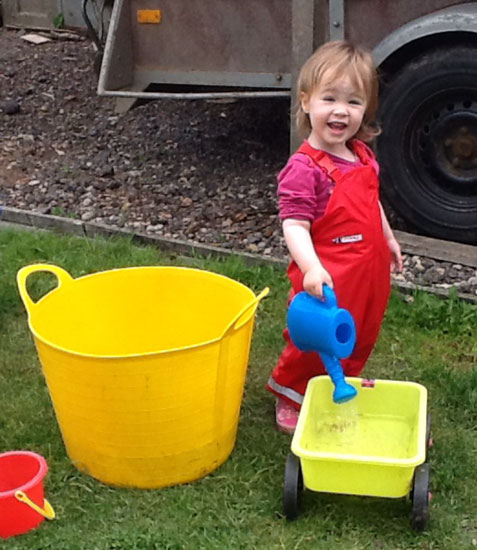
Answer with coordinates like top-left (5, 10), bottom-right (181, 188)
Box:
top-left (287, 286), bottom-right (357, 404)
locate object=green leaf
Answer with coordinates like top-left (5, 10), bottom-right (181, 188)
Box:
top-left (53, 12), bottom-right (64, 29)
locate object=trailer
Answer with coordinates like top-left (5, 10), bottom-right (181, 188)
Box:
top-left (6, 0), bottom-right (477, 244)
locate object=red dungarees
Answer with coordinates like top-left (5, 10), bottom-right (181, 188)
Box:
top-left (267, 140), bottom-right (391, 409)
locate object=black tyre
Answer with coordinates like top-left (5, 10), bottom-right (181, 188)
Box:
top-left (377, 47), bottom-right (477, 244)
top-left (425, 413), bottom-right (433, 461)
top-left (411, 462), bottom-right (430, 531)
top-left (283, 453), bottom-right (303, 520)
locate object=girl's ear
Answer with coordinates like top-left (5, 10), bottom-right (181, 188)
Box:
top-left (300, 92), bottom-right (310, 114)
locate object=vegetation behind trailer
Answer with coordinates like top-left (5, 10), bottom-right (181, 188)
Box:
top-left (94, 0), bottom-right (477, 244)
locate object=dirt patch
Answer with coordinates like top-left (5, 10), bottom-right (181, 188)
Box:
top-left (0, 27), bottom-right (290, 256)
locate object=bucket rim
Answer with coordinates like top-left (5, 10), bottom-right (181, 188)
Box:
top-left (0, 451), bottom-right (48, 498)
top-left (21, 265), bottom-right (259, 360)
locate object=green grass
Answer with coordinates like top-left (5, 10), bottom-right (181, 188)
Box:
top-left (0, 228), bottom-right (476, 549)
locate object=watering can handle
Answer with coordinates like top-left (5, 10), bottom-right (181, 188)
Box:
top-left (222, 287), bottom-right (269, 337)
top-left (322, 284), bottom-right (337, 308)
top-left (15, 490), bottom-right (56, 520)
top-left (17, 264), bottom-right (74, 315)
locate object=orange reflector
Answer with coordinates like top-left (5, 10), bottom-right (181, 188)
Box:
top-left (137, 10), bottom-right (161, 24)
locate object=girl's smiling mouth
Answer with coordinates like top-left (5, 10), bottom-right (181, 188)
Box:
top-left (328, 121), bottom-right (347, 131)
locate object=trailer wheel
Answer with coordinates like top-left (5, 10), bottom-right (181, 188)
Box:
top-left (411, 463), bottom-right (430, 531)
top-left (377, 47), bottom-right (477, 244)
top-left (283, 453), bottom-right (303, 520)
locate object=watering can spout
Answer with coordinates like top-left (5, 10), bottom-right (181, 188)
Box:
top-left (319, 352), bottom-right (357, 404)
top-left (286, 287), bottom-right (357, 404)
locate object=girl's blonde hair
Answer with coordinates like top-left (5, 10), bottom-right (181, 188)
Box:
top-left (296, 41), bottom-right (380, 142)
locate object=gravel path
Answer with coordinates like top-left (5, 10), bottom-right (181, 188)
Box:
top-left (1, 28), bottom-right (476, 297)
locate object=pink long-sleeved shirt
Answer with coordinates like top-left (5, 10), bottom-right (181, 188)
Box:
top-left (278, 144), bottom-right (378, 222)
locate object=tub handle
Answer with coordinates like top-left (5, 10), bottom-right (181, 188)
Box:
top-left (17, 264), bottom-right (74, 314)
top-left (222, 287), bottom-right (269, 337)
top-left (15, 490), bottom-right (56, 520)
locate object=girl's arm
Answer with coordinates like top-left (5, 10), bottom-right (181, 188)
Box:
top-left (283, 218), bottom-right (333, 298)
top-left (379, 201), bottom-right (403, 272)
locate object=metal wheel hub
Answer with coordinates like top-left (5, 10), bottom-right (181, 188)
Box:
top-left (431, 110), bottom-right (477, 182)
top-left (417, 100), bottom-right (477, 194)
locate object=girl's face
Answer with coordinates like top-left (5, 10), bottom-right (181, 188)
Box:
top-left (300, 74), bottom-right (367, 157)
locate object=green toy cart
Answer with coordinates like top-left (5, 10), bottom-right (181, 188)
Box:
top-left (283, 377), bottom-right (432, 531)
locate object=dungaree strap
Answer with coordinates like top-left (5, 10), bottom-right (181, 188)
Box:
top-left (296, 140), bottom-right (375, 183)
top-left (296, 141), bottom-right (342, 182)
top-left (351, 140), bottom-right (376, 167)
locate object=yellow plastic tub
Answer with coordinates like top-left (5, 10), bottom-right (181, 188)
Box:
top-left (292, 376), bottom-right (427, 498)
top-left (17, 264), bottom-right (268, 488)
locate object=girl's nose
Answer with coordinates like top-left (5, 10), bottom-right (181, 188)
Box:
top-left (332, 104), bottom-right (348, 115)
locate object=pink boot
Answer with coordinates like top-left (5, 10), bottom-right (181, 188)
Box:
top-left (276, 398), bottom-right (299, 434)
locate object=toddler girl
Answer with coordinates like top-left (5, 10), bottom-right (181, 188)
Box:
top-left (267, 41), bottom-right (403, 434)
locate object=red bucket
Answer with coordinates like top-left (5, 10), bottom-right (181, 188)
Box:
top-left (0, 451), bottom-right (55, 538)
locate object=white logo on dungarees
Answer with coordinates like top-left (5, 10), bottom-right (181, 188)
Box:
top-left (332, 234), bottom-right (363, 244)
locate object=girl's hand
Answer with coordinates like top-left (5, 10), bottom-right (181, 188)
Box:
top-left (303, 264), bottom-right (334, 298)
top-left (388, 237), bottom-right (403, 272)
top-left (378, 202), bottom-right (403, 273)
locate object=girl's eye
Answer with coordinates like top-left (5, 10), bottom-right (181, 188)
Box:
top-left (349, 99), bottom-right (363, 106)
top-left (323, 96), bottom-right (334, 102)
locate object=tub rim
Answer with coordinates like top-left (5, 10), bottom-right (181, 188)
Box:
top-left (17, 264), bottom-right (268, 359)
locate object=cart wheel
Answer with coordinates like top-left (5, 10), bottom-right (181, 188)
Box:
top-left (426, 413), bottom-right (433, 455)
top-left (411, 463), bottom-right (430, 531)
top-left (283, 453), bottom-right (303, 520)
